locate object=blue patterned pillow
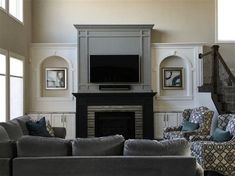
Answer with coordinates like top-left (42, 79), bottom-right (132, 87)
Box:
top-left (226, 118), bottom-right (235, 137)
top-left (26, 117), bottom-right (51, 137)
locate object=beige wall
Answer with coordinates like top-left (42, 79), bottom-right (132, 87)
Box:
top-left (32, 0), bottom-right (215, 43)
top-left (0, 0), bottom-right (32, 113)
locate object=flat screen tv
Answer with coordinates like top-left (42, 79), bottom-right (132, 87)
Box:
top-left (90, 55), bottom-right (140, 83)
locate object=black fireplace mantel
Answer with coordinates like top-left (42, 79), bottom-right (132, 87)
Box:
top-left (72, 92), bottom-right (156, 139)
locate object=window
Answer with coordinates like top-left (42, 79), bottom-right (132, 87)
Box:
top-left (217, 0), bottom-right (235, 42)
top-left (10, 57), bottom-right (24, 119)
top-left (0, 53), bottom-right (6, 122)
top-left (0, 0), bottom-right (5, 9)
top-left (9, 0), bottom-right (23, 22)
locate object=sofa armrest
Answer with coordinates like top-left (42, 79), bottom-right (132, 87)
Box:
top-left (0, 141), bottom-right (16, 158)
top-left (52, 127), bottom-right (66, 139)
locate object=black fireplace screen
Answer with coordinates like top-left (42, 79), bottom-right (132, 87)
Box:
top-left (95, 112), bottom-right (135, 139)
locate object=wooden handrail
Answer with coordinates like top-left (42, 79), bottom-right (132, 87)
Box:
top-left (199, 45), bottom-right (235, 84)
top-left (217, 53), bottom-right (235, 84)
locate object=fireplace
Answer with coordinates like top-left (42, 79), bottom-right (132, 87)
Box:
top-left (95, 112), bottom-right (135, 139)
top-left (72, 92), bottom-right (156, 139)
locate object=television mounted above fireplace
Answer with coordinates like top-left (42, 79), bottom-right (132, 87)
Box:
top-left (89, 55), bottom-right (140, 83)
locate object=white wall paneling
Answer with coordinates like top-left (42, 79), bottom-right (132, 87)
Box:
top-left (29, 43), bottom-right (77, 112)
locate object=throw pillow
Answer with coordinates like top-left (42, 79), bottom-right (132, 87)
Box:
top-left (26, 117), bottom-right (51, 137)
top-left (181, 121), bottom-right (199, 131)
top-left (72, 135), bottom-right (125, 156)
top-left (212, 128), bottom-right (232, 142)
top-left (226, 118), bottom-right (235, 137)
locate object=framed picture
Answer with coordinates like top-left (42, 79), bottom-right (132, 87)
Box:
top-left (45, 68), bottom-right (67, 90)
top-left (162, 67), bottom-right (183, 90)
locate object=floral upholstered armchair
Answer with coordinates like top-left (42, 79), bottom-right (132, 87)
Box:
top-left (190, 114), bottom-right (235, 176)
top-left (163, 106), bottom-right (214, 140)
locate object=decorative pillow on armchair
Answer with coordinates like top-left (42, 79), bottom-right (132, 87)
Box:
top-left (212, 128), bottom-right (232, 142)
top-left (218, 114), bottom-right (234, 130)
top-left (181, 121), bottom-right (199, 131)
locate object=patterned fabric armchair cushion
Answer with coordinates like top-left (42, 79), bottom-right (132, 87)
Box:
top-left (191, 139), bottom-right (235, 176)
top-left (163, 107), bottom-right (214, 140)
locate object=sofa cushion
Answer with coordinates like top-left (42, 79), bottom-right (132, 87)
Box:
top-left (0, 121), bottom-right (23, 140)
top-left (15, 115), bottom-right (31, 135)
top-left (72, 135), bottom-right (125, 156)
top-left (124, 138), bottom-right (190, 156)
top-left (17, 136), bottom-right (72, 157)
top-left (26, 117), bottom-right (51, 137)
top-left (0, 126), bottom-right (10, 141)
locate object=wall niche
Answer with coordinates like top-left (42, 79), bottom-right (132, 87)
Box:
top-left (40, 56), bottom-right (69, 97)
top-left (159, 56), bottom-right (186, 97)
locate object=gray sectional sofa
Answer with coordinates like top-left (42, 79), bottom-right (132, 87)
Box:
top-left (0, 116), bottom-right (204, 176)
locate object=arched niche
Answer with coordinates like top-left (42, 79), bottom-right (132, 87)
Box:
top-left (40, 56), bottom-right (69, 97)
top-left (159, 55), bottom-right (187, 97)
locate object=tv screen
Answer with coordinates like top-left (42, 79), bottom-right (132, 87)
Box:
top-left (90, 55), bottom-right (140, 83)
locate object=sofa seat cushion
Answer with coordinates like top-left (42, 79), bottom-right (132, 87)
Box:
top-left (0, 121), bottom-right (23, 141)
top-left (124, 138), bottom-right (190, 156)
top-left (17, 136), bottom-right (71, 157)
top-left (72, 135), bottom-right (125, 156)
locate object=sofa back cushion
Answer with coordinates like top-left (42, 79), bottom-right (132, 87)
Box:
top-left (15, 115), bottom-right (31, 135)
top-left (124, 138), bottom-right (190, 156)
top-left (72, 135), bottom-right (125, 156)
top-left (0, 121), bottom-right (23, 140)
top-left (17, 136), bottom-right (72, 157)
top-left (226, 118), bottom-right (235, 137)
top-left (0, 126), bottom-right (10, 142)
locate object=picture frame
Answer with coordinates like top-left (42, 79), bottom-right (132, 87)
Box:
top-left (45, 68), bottom-right (67, 90)
top-left (162, 67), bottom-right (183, 90)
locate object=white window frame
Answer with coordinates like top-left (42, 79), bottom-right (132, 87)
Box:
top-left (0, 48), bottom-right (8, 122)
top-left (216, 0), bottom-right (235, 43)
top-left (0, 0), bottom-right (24, 24)
top-left (0, 0), bottom-right (6, 10)
top-left (9, 52), bottom-right (25, 119)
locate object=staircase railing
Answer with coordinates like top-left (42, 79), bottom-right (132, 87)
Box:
top-left (199, 45), bottom-right (235, 114)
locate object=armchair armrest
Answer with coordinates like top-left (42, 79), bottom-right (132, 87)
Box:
top-left (164, 126), bottom-right (182, 133)
top-left (189, 135), bottom-right (212, 142)
top-left (52, 127), bottom-right (66, 139)
top-left (193, 139), bottom-right (235, 176)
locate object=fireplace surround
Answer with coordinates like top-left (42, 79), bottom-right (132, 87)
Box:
top-left (72, 93), bottom-right (156, 139)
